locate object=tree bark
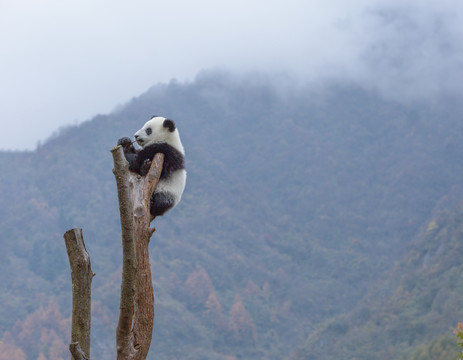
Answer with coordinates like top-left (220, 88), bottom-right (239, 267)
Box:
top-left (64, 228), bottom-right (94, 360)
top-left (111, 145), bottom-right (164, 360)
top-left (69, 342), bottom-right (89, 360)
top-left (112, 146), bottom-right (138, 359)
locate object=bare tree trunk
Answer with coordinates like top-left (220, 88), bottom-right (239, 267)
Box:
top-left (112, 146), bottom-right (137, 359)
top-left (111, 145), bottom-right (164, 360)
top-left (64, 147), bottom-right (163, 360)
top-left (64, 228), bottom-right (94, 360)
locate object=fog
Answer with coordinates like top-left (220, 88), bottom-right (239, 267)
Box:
top-left (1, 0), bottom-right (462, 150)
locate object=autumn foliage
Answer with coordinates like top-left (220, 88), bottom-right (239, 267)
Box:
top-left (183, 266), bottom-right (257, 343)
top-left (229, 294), bottom-right (256, 343)
top-left (184, 267), bottom-right (214, 308)
top-left (0, 300), bottom-right (69, 360)
top-left (456, 322), bottom-right (463, 359)
top-left (0, 341), bottom-right (26, 360)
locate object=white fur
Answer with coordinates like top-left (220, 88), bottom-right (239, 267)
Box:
top-left (156, 169), bottom-right (187, 206)
top-left (135, 116), bottom-right (185, 155)
top-left (135, 116), bottom-right (186, 210)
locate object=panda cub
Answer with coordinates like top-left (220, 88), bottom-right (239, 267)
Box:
top-left (118, 116), bottom-right (186, 218)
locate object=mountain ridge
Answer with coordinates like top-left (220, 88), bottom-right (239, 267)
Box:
top-left (0, 71), bottom-right (462, 359)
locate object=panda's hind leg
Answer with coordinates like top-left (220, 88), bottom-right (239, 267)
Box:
top-left (150, 192), bottom-right (175, 217)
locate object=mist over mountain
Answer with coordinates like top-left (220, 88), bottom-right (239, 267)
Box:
top-left (0, 71), bottom-right (462, 359)
top-left (3, 1), bottom-right (463, 150)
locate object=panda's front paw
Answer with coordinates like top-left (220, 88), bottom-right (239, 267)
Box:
top-left (117, 137), bottom-right (132, 147)
top-left (140, 158), bottom-right (152, 176)
top-left (118, 137), bottom-right (137, 156)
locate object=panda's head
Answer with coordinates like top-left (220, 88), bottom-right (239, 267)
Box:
top-left (134, 116), bottom-right (184, 153)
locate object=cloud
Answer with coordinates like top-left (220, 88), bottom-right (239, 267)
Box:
top-left (0, 0), bottom-right (462, 149)
top-left (352, 2), bottom-right (463, 101)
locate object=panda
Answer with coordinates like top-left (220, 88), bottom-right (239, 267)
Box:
top-left (118, 116), bottom-right (186, 218)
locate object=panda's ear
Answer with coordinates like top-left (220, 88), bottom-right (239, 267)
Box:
top-left (163, 119), bottom-right (176, 132)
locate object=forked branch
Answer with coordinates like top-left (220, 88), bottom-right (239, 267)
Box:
top-left (64, 147), bottom-right (163, 360)
top-left (111, 145), bottom-right (164, 360)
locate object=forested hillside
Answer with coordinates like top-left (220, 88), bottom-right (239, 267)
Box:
top-left (0, 71), bottom-right (462, 360)
top-left (295, 186), bottom-right (463, 359)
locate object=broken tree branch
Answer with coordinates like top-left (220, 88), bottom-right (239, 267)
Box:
top-left (64, 228), bottom-right (94, 360)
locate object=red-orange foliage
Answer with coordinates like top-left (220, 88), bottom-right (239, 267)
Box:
top-left (262, 282), bottom-right (270, 295)
top-left (243, 280), bottom-right (260, 296)
top-left (204, 291), bottom-right (223, 315)
top-left (168, 271), bottom-right (182, 292)
top-left (229, 294), bottom-right (256, 343)
top-left (204, 291), bottom-right (229, 332)
top-left (0, 341), bottom-right (26, 360)
top-left (184, 267), bottom-right (214, 308)
top-left (0, 300), bottom-right (69, 360)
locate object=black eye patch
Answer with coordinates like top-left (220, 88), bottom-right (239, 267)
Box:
top-left (146, 127), bottom-right (152, 135)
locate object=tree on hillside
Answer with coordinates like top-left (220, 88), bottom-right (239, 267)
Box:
top-left (230, 294), bottom-right (256, 344)
top-left (64, 145), bottom-right (164, 360)
top-left (184, 267), bottom-right (214, 308)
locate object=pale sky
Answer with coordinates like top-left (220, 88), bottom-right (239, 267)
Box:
top-left (1, 0), bottom-right (463, 150)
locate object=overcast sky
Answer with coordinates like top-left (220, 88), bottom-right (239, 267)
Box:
top-left (1, 0), bottom-right (463, 150)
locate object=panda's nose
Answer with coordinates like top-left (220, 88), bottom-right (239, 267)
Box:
top-left (134, 134), bottom-right (140, 140)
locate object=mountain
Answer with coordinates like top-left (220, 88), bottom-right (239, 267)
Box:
top-left (294, 185), bottom-right (463, 360)
top-left (0, 71), bottom-right (462, 360)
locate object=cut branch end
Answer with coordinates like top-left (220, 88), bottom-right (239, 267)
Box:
top-left (69, 342), bottom-right (89, 360)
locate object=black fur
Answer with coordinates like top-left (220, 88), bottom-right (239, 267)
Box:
top-left (129, 142), bottom-right (184, 178)
top-left (150, 192), bottom-right (176, 217)
top-left (117, 137), bottom-right (138, 166)
top-left (117, 138), bottom-right (185, 217)
top-left (163, 119), bottom-right (176, 132)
